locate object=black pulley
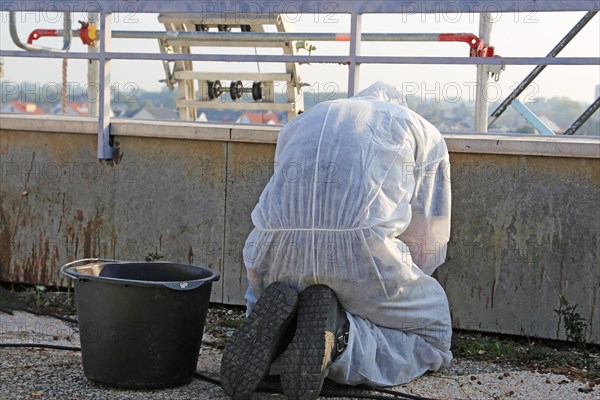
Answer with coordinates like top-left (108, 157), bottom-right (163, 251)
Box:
top-left (207, 80), bottom-right (222, 100)
top-left (218, 24), bottom-right (231, 32)
top-left (241, 25), bottom-right (251, 32)
top-left (195, 24), bottom-right (209, 31)
top-left (252, 81), bottom-right (263, 101)
top-left (230, 80), bottom-right (243, 100)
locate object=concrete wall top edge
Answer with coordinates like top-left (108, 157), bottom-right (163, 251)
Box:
top-left (1, 114), bottom-right (598, 158)
top-left (443, 133), bottom-right (600, 159)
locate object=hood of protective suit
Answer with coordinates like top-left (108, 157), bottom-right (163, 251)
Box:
top-left (352, 81), bottom-right (408, 107)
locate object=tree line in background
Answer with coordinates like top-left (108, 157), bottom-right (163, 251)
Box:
top-left (1, 81), bottom-right (598, 135)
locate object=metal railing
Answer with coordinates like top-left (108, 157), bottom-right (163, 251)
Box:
top-left (1, 1), bottom-right (599, 160)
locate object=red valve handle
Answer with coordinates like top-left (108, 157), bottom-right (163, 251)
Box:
top-left (27, 29), bottom-right (59, 44)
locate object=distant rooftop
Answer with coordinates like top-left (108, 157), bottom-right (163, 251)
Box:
top-left (1, 101), bottom-right (44, 115)
top-left (236, 111), bottom-right (281, 125)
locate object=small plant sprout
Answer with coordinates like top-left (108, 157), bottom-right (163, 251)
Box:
top-left (554, 293), bottom-right (588, 351)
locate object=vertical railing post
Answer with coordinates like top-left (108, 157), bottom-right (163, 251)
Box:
top-left (97, 12), bottom-right (112, 159)
top-left (347, 12), bottom-right (362, 96)
top-left (87, 11), bottom-right (100, 118)
top-left (475, 12), bottom-right (493, 133)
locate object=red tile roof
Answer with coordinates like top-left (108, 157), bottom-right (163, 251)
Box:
top-left (238, 112), bottom-right (280, 125)
top-left (6, 102), bottom-right (44, 114)
top-left (67, 103), bottom-right (89, 116)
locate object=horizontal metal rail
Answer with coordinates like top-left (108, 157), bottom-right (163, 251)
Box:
top-left (2, 1), bottom-right (599, 13)
top-left (28, 29), bottom-right (491, 56)
top-left (174, 71), bottom-right (292, 81)
top-left (0, 50), bottom-right (597, 66)
top-left (30, 30), bottom-right (480, 44)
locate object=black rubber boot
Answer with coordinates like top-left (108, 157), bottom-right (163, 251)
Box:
top-left (279, 285), bottom-right (349, 400)
top-left (220, 282), bottom-right (299, 400)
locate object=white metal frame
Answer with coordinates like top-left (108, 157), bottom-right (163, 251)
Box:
top-left (157, 13), bottom-right (304, 122)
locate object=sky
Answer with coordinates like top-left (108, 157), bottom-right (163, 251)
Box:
top-left (1, 10), bottom-right (599, 104)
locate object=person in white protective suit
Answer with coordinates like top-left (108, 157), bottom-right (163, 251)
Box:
top-left (220, 81), bottom-right (453, 400)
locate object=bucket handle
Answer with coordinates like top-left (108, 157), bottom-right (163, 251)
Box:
top-left (60, 258), bottom-right (119, 280)
top-left (161, 272), bottom-right (220, 291)
top-left (61, 259), bottom-right (220, 290)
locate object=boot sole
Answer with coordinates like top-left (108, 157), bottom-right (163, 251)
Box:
top-left (220, 282), bottom-right (299, 400)
top-left (280, 285), bottom-right (340, 400)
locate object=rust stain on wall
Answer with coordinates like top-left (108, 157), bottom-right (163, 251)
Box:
top-left (0, 202), bottom-right (118, 287)
top-left (7, 227), bottom-right (62, 287)
top-left (0, 203), bottom-right (13, 282)
top-left (111, 225), bottom-right (118, 260)
top-left (82, 209), bottom-right (103, 258)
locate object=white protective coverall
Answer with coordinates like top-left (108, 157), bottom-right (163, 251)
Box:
top-left (243, 81), bottom-right (453, 386)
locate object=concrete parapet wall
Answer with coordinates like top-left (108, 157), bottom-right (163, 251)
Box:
top-left (1, 115), bottom-right (599, 343)
top-left (436, 152), bottom-right (599, 343)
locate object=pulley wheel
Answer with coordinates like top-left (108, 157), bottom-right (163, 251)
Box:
top-left (207, 80), bottom-right (222, 100)
top-left (252, 81), bottom-right (263, 101)
top-left (230, 80), bottom-right (243, 100)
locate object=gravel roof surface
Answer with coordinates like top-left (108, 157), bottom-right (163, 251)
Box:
top-left (1, 311), bottom-right (597, 400)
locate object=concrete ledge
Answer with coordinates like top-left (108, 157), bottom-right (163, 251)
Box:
top-left (231, 124), bottom-right (279, 142)
top-left (0, 114), bottom-right (279, 144)
top-left (443, 133), bottom-right (600, 159)
top-left (0, 114), bottom-right (97, 134)
top-left (1, 114), bottom-right (598, 157)
top-left (111, 118), bottom-right (233, 141)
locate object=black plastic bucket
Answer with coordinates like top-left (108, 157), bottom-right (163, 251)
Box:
top-left (61, 258), bottom-right (220, 389)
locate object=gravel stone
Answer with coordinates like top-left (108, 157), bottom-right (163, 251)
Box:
top-left (1, 311), bottom-right (597, 400)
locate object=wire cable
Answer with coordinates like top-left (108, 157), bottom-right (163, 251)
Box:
top-left (30, 310), bottom-right (78, 324)
top-left (0, 343), bottom-right (81, 351)
top-left (193, 371), bottom-right (442, 400)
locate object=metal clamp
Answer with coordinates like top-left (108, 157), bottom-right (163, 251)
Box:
top-left (336, 330), bottom-right (349, 353)
top-left (488, 57), bottom-right (506, 82)
top-left (78, 21), bottom-right (98, 46)
top-left (10, 11), bottom-right (72, 52)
